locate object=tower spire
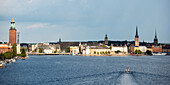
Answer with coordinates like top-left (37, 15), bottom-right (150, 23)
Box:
top-left (154, 28), bottom-right (158, 46)
top-left (105, 34), bottom-right (108, 39)
top-left (10, 18), bottom-right (15, 30)
top-left (155, 29), bottom-right (157, 39)
top-left (135, 26), bottom-right (139, 38)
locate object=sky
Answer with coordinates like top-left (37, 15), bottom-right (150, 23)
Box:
top-left (0, 0), bottom-right (170, 43)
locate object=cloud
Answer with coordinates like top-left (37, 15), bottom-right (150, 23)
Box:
top-left (25, 23), bottom-right (56, 29)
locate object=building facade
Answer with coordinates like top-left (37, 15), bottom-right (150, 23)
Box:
top-left (0, 44), bottom-right (12, 53)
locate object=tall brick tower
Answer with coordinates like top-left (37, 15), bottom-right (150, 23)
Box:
top-left (9, 18), bottom-right (16, 46)
top-left (105, 34), bottom-right (108, 45)
top-left (135, 26), bottom-right (139, 47)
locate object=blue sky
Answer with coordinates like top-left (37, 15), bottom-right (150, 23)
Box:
top-left (0, 0), bottom-right (169, 43)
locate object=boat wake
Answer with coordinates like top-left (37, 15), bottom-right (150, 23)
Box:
top-left (115, 73), bottom-right (138, 85)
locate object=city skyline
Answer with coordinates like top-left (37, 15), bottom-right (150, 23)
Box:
top-left (0, 0), bottom-right (170, 43)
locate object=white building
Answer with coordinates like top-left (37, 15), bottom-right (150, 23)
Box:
top-left (85, 46), bottom-right (111, 55)
top-left (85, 46), bottom-right (90, 54)
top-left (139, 46), bottom-right (147, 53)
top-left (44, 49), bottom-right (53, 54)
top-left (70, 46), bottom-right (79, 54)
top-left (31, 44), bottom-right (38, 52)
top-left (17, 44), bottom-right (21, 54)
top-left (111, 45), bottom-right (128, 54)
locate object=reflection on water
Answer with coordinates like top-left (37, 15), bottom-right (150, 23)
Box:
top-left (0, 55), bottom-right (170, 85)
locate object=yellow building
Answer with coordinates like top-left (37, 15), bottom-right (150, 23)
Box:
top-left (85, 46), bottom-right (111, 55)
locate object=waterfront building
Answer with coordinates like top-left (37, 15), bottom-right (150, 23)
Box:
top-left (70, 46), bottom-right (79, 54)
top-left (111, 44), bottom-right (128, 54)
top-left (44, 49), bottom-right (53, 54)
top-left (9, 18), bottom-right (17, 46)
top-left (0, 44), bottom-right (12, 53)
top-left (152, 45), bottom-right (162, 53)
top-left (139, 46), bottom-right (147, 53)
top-left (105, 34), bottom-right (108, 45)
top-left (152, 29), bottom-right (162, 53)
top-left (31, 44), bottom-right (38, 52)
top-left (162, 44), bottom-right (170, 53)
top-left (36, 44), bottom-right (60, 53)
top-left (85, 46), bottom-right (111, 55)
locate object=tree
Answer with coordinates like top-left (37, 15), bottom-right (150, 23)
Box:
top-left (0, 53), bottom-right (5, 60)
top-left (100, 52), bottom-right (102, 54)
top-left (108, 51), bottom-right (111, 54)
top-left (115, 50), bottom-right (121, 53)
top-left (102, 51), bottom-right (105, 54)
top-left (94, 51), bottom-right (96, 54)
top-left (110, 46), bottom-right (112, 49)
top-left (146, 50), bottom-right (152, 55)
top-left (21, 47), bottom-right (27, 54)
top-left (65, 47), bottom-right (70, 53)
top-left (54, 50), bottom-right (57, 53)
top-left (97, 52), bottom-right (99, 55)
top-left (102, 44), bottom-right (106, 47)
top-left (135, 50), bottom-right (142, 54)
top-left (12, 43), bottom-right (17, 57)
top-left (105, 51), bottom-right (108, 54)
top-left (39, 48), bottom-right (43, 53)
top-left (20, 47), bottom-right (27, 57)
top-left (4, 51), bottom-right (13, 59)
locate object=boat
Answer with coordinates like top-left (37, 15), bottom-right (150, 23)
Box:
top-left (11, 59), bottom-right (16, 62)
top-left (126, 67), bottom-right (130, 73)
top-left (152, 52), bottom-right (167, 56)
top-left (0, 61), bottom-right (7, 68)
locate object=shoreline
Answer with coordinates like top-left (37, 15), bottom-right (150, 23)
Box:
top-left (28, 53), bottom-right (153, 56)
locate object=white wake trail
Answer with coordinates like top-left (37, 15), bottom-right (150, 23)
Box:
top-left (116, 73), bottom-right (138, 85)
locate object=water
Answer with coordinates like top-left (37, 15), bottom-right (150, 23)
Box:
top-left (0, 55), bottom-right (170, 85)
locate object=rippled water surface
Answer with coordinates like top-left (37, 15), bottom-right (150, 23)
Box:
top-left (0, 55), bottom-right (170, 85)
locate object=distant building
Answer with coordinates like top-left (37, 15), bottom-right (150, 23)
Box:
top-left (9, 18), bottom-right (16, 46)
top-left (44, 49), bottom-right (53, 54)
top-left (105, 34), bottom-right (108, 45)
top-left (152, 45), bottom-right (162, 53)
top-left (85, 46), bottom-right (111, 55)
top-left (36, 44), bottom-right (60, 53)
top-left (152, 29), bottom-right (162, 53)
top-left (162, 45), bottom-right (170, 53)
top-left (111, 44), bottom-right (128, 54)
top-left (70, 46), bottom-right (79, 54)
top-left (0, 44), bottom-right (12, 53)
top-left (59, 38), bottom-right (61, 43)
top-left (139, 46), bottom-right (147, 53)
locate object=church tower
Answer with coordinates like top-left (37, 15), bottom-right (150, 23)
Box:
top-left (135, 26), bottom-right (139, 47)
top-left (9, 18), bottom-right (17, 46)
top-left (154, 29), bottom-right (158, 46)
top-left (105, 34), bottom-right (108, 45)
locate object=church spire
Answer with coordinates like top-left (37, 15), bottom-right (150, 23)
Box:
top-left (135, 26), bottom-right (139, 38)
top-left (155, 29), bottom-right (157, 39)
top-left (105, 34), bottom-right (108, 39)
top-left (154, 28), bottom-right (158, 46)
